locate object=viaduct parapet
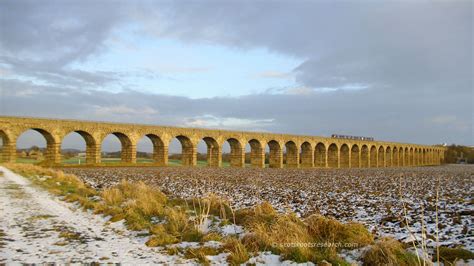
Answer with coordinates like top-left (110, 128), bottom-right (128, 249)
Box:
top-left (0, 116), bottom-right (446, 168)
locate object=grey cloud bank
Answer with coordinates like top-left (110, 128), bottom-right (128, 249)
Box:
top-left (0, 0), bottom-right (472, 146)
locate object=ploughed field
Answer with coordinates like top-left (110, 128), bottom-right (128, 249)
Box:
top-left (62, 165), bottom-right (473, 251)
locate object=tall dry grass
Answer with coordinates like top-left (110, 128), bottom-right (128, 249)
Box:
top-left (237, 202), bottom-right (373, 264)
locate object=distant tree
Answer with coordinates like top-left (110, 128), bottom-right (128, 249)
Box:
top-left (30, 145), bottom-right (40, 151)
top-left (445, 145), bottom-right (474, 164)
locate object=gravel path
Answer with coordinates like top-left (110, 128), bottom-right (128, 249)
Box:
top-left (0, 166), bottom-right (192, 264)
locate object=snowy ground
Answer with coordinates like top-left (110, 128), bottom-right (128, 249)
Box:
top-left (0, 166), bottom-right (195, 264)
top-left (0, 166), bottom-right (318, 265)
top-left (64, 165), bottom-right (474, 252)
top-left (2, 165), bottom-right (471, 264)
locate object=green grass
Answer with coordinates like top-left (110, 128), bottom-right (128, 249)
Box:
top-left (101, 158), bottom-right (155, 164)
top-left (62, 157), bottom-right (87, 164)
top-left (100, 158), bottom-right (232, 167)
top-left (16, 158), bottom-right (39, 164)
top-left (15, 156), bottom-right (256, 168)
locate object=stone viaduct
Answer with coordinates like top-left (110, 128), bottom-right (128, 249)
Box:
top-left (0, 116), bottom-right (446, 168)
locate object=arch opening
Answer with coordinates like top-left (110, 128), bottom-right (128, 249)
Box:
top-left (414, 148), bottom-right (419, 166)
top-left (314, 143), bottom-right (326, 167)
top-left (201, 137), bottom-right (220, 167)
top-left (169, 135), bottom-right (195, 166)
top-left (377, 146), bottom-right (385, 167)
top-left (385, 147), bottom-right (392, 167)
top-left (361, 145), bottom-right (369, 168)
top-left (351, 144), bottom-right (360, 168)
top-left (403, 147), bottom-right (410, 166)
top-left (248, 139), bottom-right (264, 168)
top-left (370, 146), bottom-right (377, 167)
top-left (137, 134), bottom-right (166, 165)
top-left (285, 141), bottom-right (298, 168)
top-left (223, 138), bottom-right (244, 167)
top-left (0, 130), bottom-right (10, 162)
top-left (101, 132), bottom-right (133, 164)
top-left (419, 149), bottom-right (423, 165)
top-left (300, 142), bottom-right (313, 168)
top-left (340, 144), bottom-right (350, 168)
top-left (327, 143), bottom-right (338, 168)
top-left (61, 131), bottom-right (97, 165)
top-left (16, 128), bottom-right (57, 164)
top-left (420, 149), bottom-right (423, 165)
top-left (393, 147), bottom-right (399, 167)
top-left (221, 141), bottom-right (231, 167)
top-left (267, 140), bottom-right (282, 168)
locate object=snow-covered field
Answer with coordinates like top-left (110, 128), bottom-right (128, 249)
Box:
top-left (64, 165), bottom-right (474, 252)
top-left (1, 165), bottom-right (472, 264)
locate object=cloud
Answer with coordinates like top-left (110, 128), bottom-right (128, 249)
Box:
top-left (0, 0), bottom-right (124, 88)
top-left (429, 115), bottom-right (470, 132)
top-left (431, 115), bottom-right (458, 125)
top-left (284, 87), bottom-right (314, 95)
top-left (254, 71), bottom-right (292, 79)
top-left (1, 81), bottom-right (472, 145)
top-left (184, 115), bottom-right (274, 131)
top-left (155, 1), bottom-right (471, 91)
top-left (0, 0), bottom-right (472, 146)
top-left (93, 105), bottom-right (158, 116)
top-left (154, 65), bottom-right (212, 74)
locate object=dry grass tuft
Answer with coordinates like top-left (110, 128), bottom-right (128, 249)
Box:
top-left (235, 203), bottom-right (372, 264)
top-left (235, 201), bottom-right (278, 226)
top-left (102, 187), bottom-right (123, 206)
top-left (306, 214), bottom-right (373, 248)
top-left (118, 180), bottom-right (167, 211)
top-left (206, 193), bottom-right (235, 223)
top-left (223, 237), bottom-right (250, 265)
top-left (164, 206), bottom-right (204, 242)
top-left (146, 224), bottom-right (178, 246)
top-left (96, 180), bottom-right (169, 230)
top-left (362, 237), bottom-right (421, 266)
top-left (202, 232), bottom-right (223, 242)
top-left (183, 246), bottom-right (222, 265)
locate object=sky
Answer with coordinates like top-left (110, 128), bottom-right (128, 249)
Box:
top-left (0, 0), bottom-right (472, 152)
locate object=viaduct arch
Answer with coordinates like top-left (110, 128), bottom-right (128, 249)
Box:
top-left (0, 116), bottom-right (446, 168)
